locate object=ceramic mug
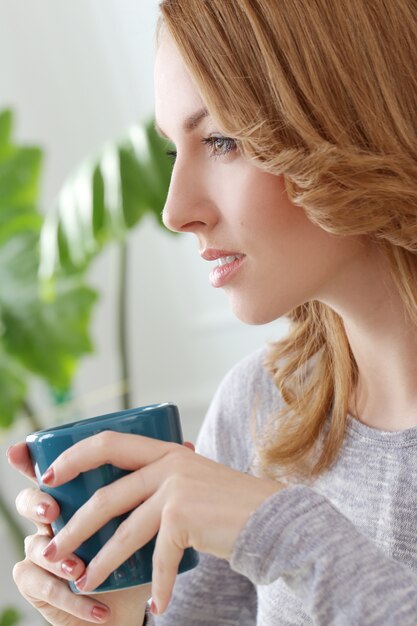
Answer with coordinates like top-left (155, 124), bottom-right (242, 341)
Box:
top-left (26, 402), bottom-right (199, 594)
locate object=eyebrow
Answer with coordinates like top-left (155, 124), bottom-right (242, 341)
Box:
top-left (155, 107), bottom-right (209, 139)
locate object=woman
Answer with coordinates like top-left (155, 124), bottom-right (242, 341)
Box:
top-left (7, 1), bottom-right (417, 624)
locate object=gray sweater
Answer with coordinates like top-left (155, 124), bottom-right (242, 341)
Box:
top-left (148, 347), bottom-right (417, 624)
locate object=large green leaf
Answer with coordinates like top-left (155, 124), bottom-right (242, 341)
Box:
top-left (39, 119), bottom-right (173, 278)
top-left (0, 344), bottom-right (27, 429)
top-left (1, 282), bottom-right (97, 390)
top-left (0, 607), bottom-right (22, 626)
top-left (0, 109), bottom-right (97, 427)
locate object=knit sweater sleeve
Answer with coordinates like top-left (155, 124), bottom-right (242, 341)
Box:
top-left (146, 350), bottom-right (270, 625)
top-left (230, 484), bottom-right (417, 625)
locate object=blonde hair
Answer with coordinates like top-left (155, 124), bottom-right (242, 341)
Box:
top-left (159, 0), bottom-right (417, 478)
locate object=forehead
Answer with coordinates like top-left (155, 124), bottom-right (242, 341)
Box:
top-left (154, 32), bottom-right (207, 136)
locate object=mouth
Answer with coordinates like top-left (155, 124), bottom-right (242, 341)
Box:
top-left (200, 248), bottom-right (244, 262)
top-left (200, 249), bottom-right (246, 288)
top-left (216, 254), bottom-right (245, 266)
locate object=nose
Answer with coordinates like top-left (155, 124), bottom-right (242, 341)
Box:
top-left (162, 159), bottom-right (218, 234)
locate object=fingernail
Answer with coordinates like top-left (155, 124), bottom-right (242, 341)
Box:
top-left (61, 559), bottom-right (78, 576)
top-left (91, 605), bottom-right (110, 622)
top-left (75, 571), bottom-right (88, 591)
top-left (41, 467), bottom-right (55, 485)
top-left (42, 539), bottom-right (57, 560)
top-left (150, 600), bottom-right (159, 615)
top-left (36, 502), bottom-right (50, 518)
top-left (6, 444), bottom-right (15, 460)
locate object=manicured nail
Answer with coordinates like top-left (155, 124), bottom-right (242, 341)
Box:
top-left (91, 605), bottom-right (110, 622)
top-left (150, 600), bottom-right (159, 615)
top-left (36, 502), bottom-right (50, 518)
top-left (42, 540), bottom-right (57, 560)
top-left (41, 467), bottom-right (55, 484)
top-left (75, 571), bottom-right (88, 591)
top-left (61, 559), bottom-right (78, 575)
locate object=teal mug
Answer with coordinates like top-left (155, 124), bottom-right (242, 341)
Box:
top-left (26, 403), bottom-right (199, 594)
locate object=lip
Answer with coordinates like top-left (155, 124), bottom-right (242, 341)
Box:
top-left (200, 248), bottom-right (244, 261)
top-left (199, 249), bottom-right (246, 288)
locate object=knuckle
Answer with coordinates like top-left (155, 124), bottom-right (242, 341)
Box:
top-left (12, 560), bottom-right (23, 584)
top-left (163, 452), bottom-right (189, 489)
top-left (24, 533), bottom-right (45, 560)
top-left (12, 559), bottom-right (29, 586)
top-left (94, 430), bottom-right (113, 451)
top-left (168, 449), bottom-right (187, 472)
top-left (15, 488), bottom-right (33, 516)
top-left (91, 487), bottom-right (110, 514)
top-left (43, 577), bottom-right (58, 603)
top-left (14, 492), bottom-right (22, 513)
top-left (24, 534), bottom-right (34, 557)
top-left (164, 473), bottom-right (185, 501)
top-left (114, 519), bottom-right (131, 545)
top-left (162, 502), bottom-right (183, 527)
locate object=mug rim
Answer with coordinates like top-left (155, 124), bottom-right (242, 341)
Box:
top-left (26, 402), bottom-right (177, 442)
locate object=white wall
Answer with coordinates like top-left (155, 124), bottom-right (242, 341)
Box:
top-left (0, 2), bottom-right (289, 622)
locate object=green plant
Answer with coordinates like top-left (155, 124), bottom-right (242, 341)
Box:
top-left (39, 116), bottom-right (173, 409)
top-left (0, 109), bottom-right (96, 431)
top-left (0, 607), bottom-right (22, 626)
top-left (1, 107), bottom-right (98, 562)
top-left (1, 107), bottom-right (172, 618)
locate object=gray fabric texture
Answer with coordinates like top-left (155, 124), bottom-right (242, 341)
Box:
top-left (147, 346), bottom-right (417, 624)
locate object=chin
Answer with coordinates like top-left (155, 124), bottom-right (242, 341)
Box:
top-left (230, 300), bottom-right (284, 326)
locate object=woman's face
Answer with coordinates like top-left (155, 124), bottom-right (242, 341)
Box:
top-left (154, 32), bottom-right (366, 325)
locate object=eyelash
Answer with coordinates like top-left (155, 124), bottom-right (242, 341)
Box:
top-left (166, 135), bottom-right (237, 165)
top-left (202, 136), bottom-right (237, 158)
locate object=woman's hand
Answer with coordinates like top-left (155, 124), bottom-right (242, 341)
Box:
top-left (7, 442), bottom-right (151, 625)
top-left (34, 433), bottom-right (282, 616)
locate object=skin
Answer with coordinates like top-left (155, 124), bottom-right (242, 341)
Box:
top-left (157, 32), bottom-right (417, 430)
top-left (7, 442), bottom-right (154, 625)
top-left (8, 433), bottom-right (280, 620)
top-left (7, 27), bottom-right (417, 625)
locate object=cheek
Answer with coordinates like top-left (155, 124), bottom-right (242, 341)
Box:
top-left (241, 170), bottom-right (335, 258)
top-left (234, 169), bottom-right (302, 237)
top-left (213, 165), bottom-right (288, 227)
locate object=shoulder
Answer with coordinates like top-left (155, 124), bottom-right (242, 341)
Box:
top-left (195, 345), bottom-right (282, 471)
top-left (216, 345), bottom-right (282, 417)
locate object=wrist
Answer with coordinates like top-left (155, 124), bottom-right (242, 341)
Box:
top-left (90, 585), bottom-right (151, 626)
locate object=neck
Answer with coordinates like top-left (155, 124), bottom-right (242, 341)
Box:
top-left (320, 242), bottom-right (417, 432)
top-left (346, 313), bottom-right (417, 431)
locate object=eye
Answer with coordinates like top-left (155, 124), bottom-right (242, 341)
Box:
top-left (166, 149), bottom-right (177, 164)
top-left (202, 135), bottom-right (237, 158)
top-left (165, 135), bottom-right (238, 167)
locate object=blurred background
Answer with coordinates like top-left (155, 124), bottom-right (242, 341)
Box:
top-left (0, 1), bottom-right (288, 623)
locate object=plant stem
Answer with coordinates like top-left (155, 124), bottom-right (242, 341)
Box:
top-left (1, 399), bottom-right (43, 559)
top-left (118, 240), bottom-right (130, 410)
top-left (0, 487), bottom-right (25, 559)
top-left (22, 400), bottom-right (43, 432)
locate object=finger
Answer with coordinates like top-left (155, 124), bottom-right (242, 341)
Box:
top-left (13, 559), bottom-right (111, 623)
top-left (41, 431), bottom-right (176, 487)
top-left (73, 495), bottom-right (161, 593)
top-left (150, 511), bottom-right (185, 616)
top-left (7, 442), bottom-right (37, 483)
top-left (15, 487), bottom-right (60, 532)
top-left (183, 441), bottom-right (195, 452)
top-left (43, 455), bottom-right (168, 563)
top-left (24, 533), bottom-right (86, 582)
